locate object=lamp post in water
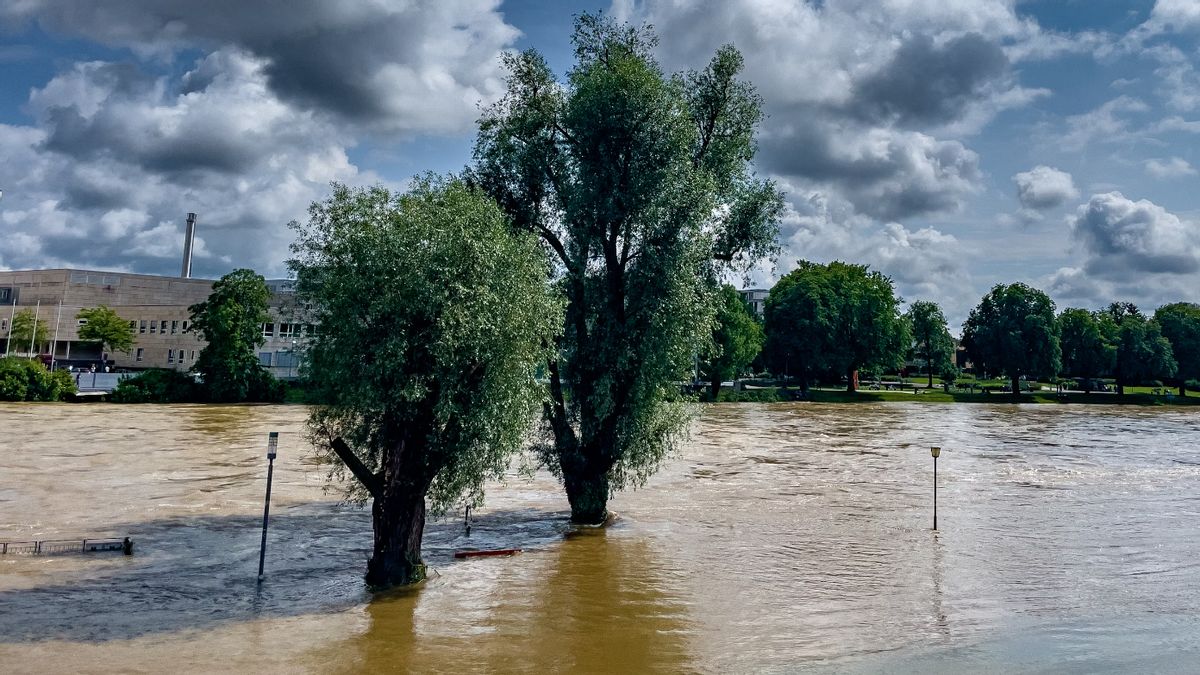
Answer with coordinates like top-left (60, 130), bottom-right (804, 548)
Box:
top-left (257, 432), bottom-right (278, 582)
top-left (931, 446), bottom-right (941, 531)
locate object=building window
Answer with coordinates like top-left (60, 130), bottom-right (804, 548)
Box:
top-left (167, 349), bottom-right (175, 364)
top-left (171, 320), bottom-right (178, 335)
top-left (263, 323), bottom-right (275, 338)
top-left (182, 320), bottom-right (189, 332)
top-left (190, 350), bottom-right (196, 361)
top-left (149, 321), bottom-right (156, 334)
top-left (136, 348), bottom-right (144, 362)
top-left (128, 320), bottom-right (136, 331)
top-left (258, 352), bottom-right (273, 366)
top-left (140, 320), bottom-right (147, 334)
top-left (1, 319), bottom-right (6, 332)
top-left (160, 320), bottom-right (168, 333)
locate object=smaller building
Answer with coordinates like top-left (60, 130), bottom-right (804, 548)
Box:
top-left (738, 288), bottom-right (769, 318)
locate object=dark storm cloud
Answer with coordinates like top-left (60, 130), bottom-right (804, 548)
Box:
top-left (849, 33), bottom-right (1009, 128)
top-left (0, 0), bottom-right (519, 133)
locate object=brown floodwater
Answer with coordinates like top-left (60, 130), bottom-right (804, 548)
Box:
top-left (1, 402), bottom-right (1198, 673)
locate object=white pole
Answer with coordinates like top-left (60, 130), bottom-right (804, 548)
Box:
top-left (29, 300), bottom-right (40, 357)
top-left (51, 300), bottom-right (63, 371)
top-left (4, 295), bottom-right (14, 357)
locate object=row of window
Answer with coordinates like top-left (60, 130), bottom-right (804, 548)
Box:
top-left (262, 322), bottom-right (314, 339)
top-left (130, 319), bottom-right (192, 336)
top-left (133, 347), bottom-right (197, 363)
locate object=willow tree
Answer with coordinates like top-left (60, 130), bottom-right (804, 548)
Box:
top-left (289, 178), bottom-right (560, 588)
top-left (472, 15), bottom-right (782, 523)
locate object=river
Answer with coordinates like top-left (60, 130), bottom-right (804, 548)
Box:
top-left (1, 402), bottom-right (1198, 673)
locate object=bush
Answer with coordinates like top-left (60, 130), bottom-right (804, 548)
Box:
top-left (1187, 379), bottom-right (1200, 392)
top-left (712, 388), bottom-right (782, 403)
top-left (0, 357), bottom-right (76, 401)
top-left (111, 369), bottom-right (201, 403)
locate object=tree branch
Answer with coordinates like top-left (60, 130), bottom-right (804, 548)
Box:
top-left (330, 437), bottom-right (383, 500)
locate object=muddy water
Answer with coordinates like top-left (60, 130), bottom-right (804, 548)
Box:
top-left (1, 402), bottom-right (1198, 673)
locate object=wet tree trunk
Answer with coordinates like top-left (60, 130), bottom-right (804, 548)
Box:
top-left (365, 484), bottom-right (426, 588)
top-left (561, 454), bottom-right (610, 525)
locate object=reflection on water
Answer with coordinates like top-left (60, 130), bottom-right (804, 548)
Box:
top-left (1, 402), bottom-right (1198, 673)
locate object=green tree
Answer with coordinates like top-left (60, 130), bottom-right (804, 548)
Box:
top-left (961, 283), bottom-right (1061, 395)
top-left (904, 300), bottom-right (954, 388)
top-left (0, 356), bottom-right (75, 401)
top-left (703, 285), bottom-right (764, 399)
top-left (1057, 308), bottom-right (1114, 385)
top-left (8, 309), bottom-right (49, 355)
top-left (471, 15), bottom-right (782, 524)
top-left (76, 305), bottom-right (136, 355)
top-left (765, 261), bottom-right (907, 393)
top-left (1154, 302), bottom-right (1200, 396)
top-left (289, 178), bottom-right (560, 588)
top-left (1097, 304), bottom-right (1175, 396)
top-left (188, 269), bottom-right (279, 402)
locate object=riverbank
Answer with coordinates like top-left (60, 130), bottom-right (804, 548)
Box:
top-left (712, 387), bottom-right (1200, 405)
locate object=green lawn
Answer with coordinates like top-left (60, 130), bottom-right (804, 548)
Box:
top-left (723, 386), bottom-right (1200, 406)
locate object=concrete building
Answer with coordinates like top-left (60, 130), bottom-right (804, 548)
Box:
top-left (0, 268), bottom-right (306, 380)
top-left (738, 288), bottom-right (769, 318)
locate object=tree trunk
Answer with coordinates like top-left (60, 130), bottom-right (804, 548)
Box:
top-left (1116, 380), bottom-right (1125, 396)
top-left (927, 359), bottom-right (933, 388)
top-left (1011, 375), bottom-right (1021, 397)
top-left (710, 373), bottom-right (721, 401)
top-left (1180, 381), bottom-right (1187, 397)
top-left (365, 481), bottom-right (427, 588)
top-left (562, 459), bottom-right (609, 525)
top-left (846, 368), bottom-right (856, 393)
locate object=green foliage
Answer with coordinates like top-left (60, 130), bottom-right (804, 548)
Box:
top-left (1097, 305), bottom-right (1176, 394)
top-left (76, 305), bottom-right (136, 354)
top-left (1058, 308), bottom-right (1114, 378)
top-left (1155, 302), bottom-right (1200, 388)
top-left (904, 300), bottom-right (954, 385)
top-left (289, 177), bottom-right (562, 512)
top-left (702, 285), bottom-right (764, 395)
top-left (471, 13), bottom-right (782, 520)
top-left (765, 261), bottom-right (907, 391)
top-left (188, 269), bottom-right (280, 402)
top-left (962, 283), bottom-right (1061, 392)
top-left (8, 309), bottom-right (49, 354)
top-left (0, 357), bottom-right (75, 401)
top-left (110, 369), bottom-right (200, 403)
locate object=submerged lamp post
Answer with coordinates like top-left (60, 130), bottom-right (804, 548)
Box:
top-left (257, 431), bottom-right (278, 582)
top-left (931, 446), bottom-right (941, 531)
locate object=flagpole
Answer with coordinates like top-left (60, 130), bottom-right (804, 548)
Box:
top-left (29, 300), bottom-right (40, 357)
top-left (4, 295), bottom-right (15, 357)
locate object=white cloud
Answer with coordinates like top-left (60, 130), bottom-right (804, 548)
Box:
top-left (1071, 192), bottom-right (1200, 278)
top-left (1013, 165), bottom-right (1079, 211)
top-left (1145, 157), bottom-right (1198, 178)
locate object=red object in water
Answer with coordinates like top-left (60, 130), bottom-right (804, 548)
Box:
top-left (453, 548), bottom-right (522, 559)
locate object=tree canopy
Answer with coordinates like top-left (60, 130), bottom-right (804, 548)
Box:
top-left (289, 177), bottom-right (561, 587)
top-left (8, 309), bottom-right (49, 355)
top-left (1097, 304), bottom-right (1175, 395)
top-left (703, 285), bottom-right (764, 398)
top-left (904, 300), bottom-right (954, 387)
top-left (961, 283), bottom-right (1061, 394)
top-left (764, 261), bottom-right (907, 392)
top-left (77, 305), bottom-right (136, 355)
top-left (188, 268), bottom-right (279, 402)
top-left (471, 14), bottom-right (782, 523)
top-left (1155, 302), bottom-right (1200, 395)
top-left (1057, 308), bottom-right (1114, 383)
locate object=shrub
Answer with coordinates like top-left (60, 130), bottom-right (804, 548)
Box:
top-left (1187, 379), bottom-right (1200, 392)
top-left (0, 357), bottom-right (76, 401)
top-left (111, 369), bottom-right (201, 403)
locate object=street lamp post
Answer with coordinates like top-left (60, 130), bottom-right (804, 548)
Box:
top-left (931, 446), bottom-right (941, 530)
top-left (257, 432), bottom-right (279, 581)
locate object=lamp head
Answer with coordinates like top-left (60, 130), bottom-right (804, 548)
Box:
top-left (267, 431), bottom-right (278, 459)
top-left (930, 446), bottom-right (941, 458)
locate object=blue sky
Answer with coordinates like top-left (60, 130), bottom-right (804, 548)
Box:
top-left (0, 0), bottom-right (1197, 327)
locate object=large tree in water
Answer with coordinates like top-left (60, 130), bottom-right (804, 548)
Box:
top-left (472, 15), bottom-right (782, 524)
top-left (289, 178), bottom-right (561, 588)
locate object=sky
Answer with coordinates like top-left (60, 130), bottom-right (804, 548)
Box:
top-left (0, 0), bottom-right (1198, 329)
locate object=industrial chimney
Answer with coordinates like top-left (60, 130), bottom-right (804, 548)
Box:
top-left (180, 212), bottom-right (197, 278)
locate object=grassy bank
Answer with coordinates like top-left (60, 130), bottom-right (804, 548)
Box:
top-left (711, 386), bottom-right (1200, 406)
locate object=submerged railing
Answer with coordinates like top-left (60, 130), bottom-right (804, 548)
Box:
top-left (0, 537), bottom-right (132, 555)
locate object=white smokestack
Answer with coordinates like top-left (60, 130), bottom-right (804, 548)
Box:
top-left (181, 212), bottom-right (197, 278)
